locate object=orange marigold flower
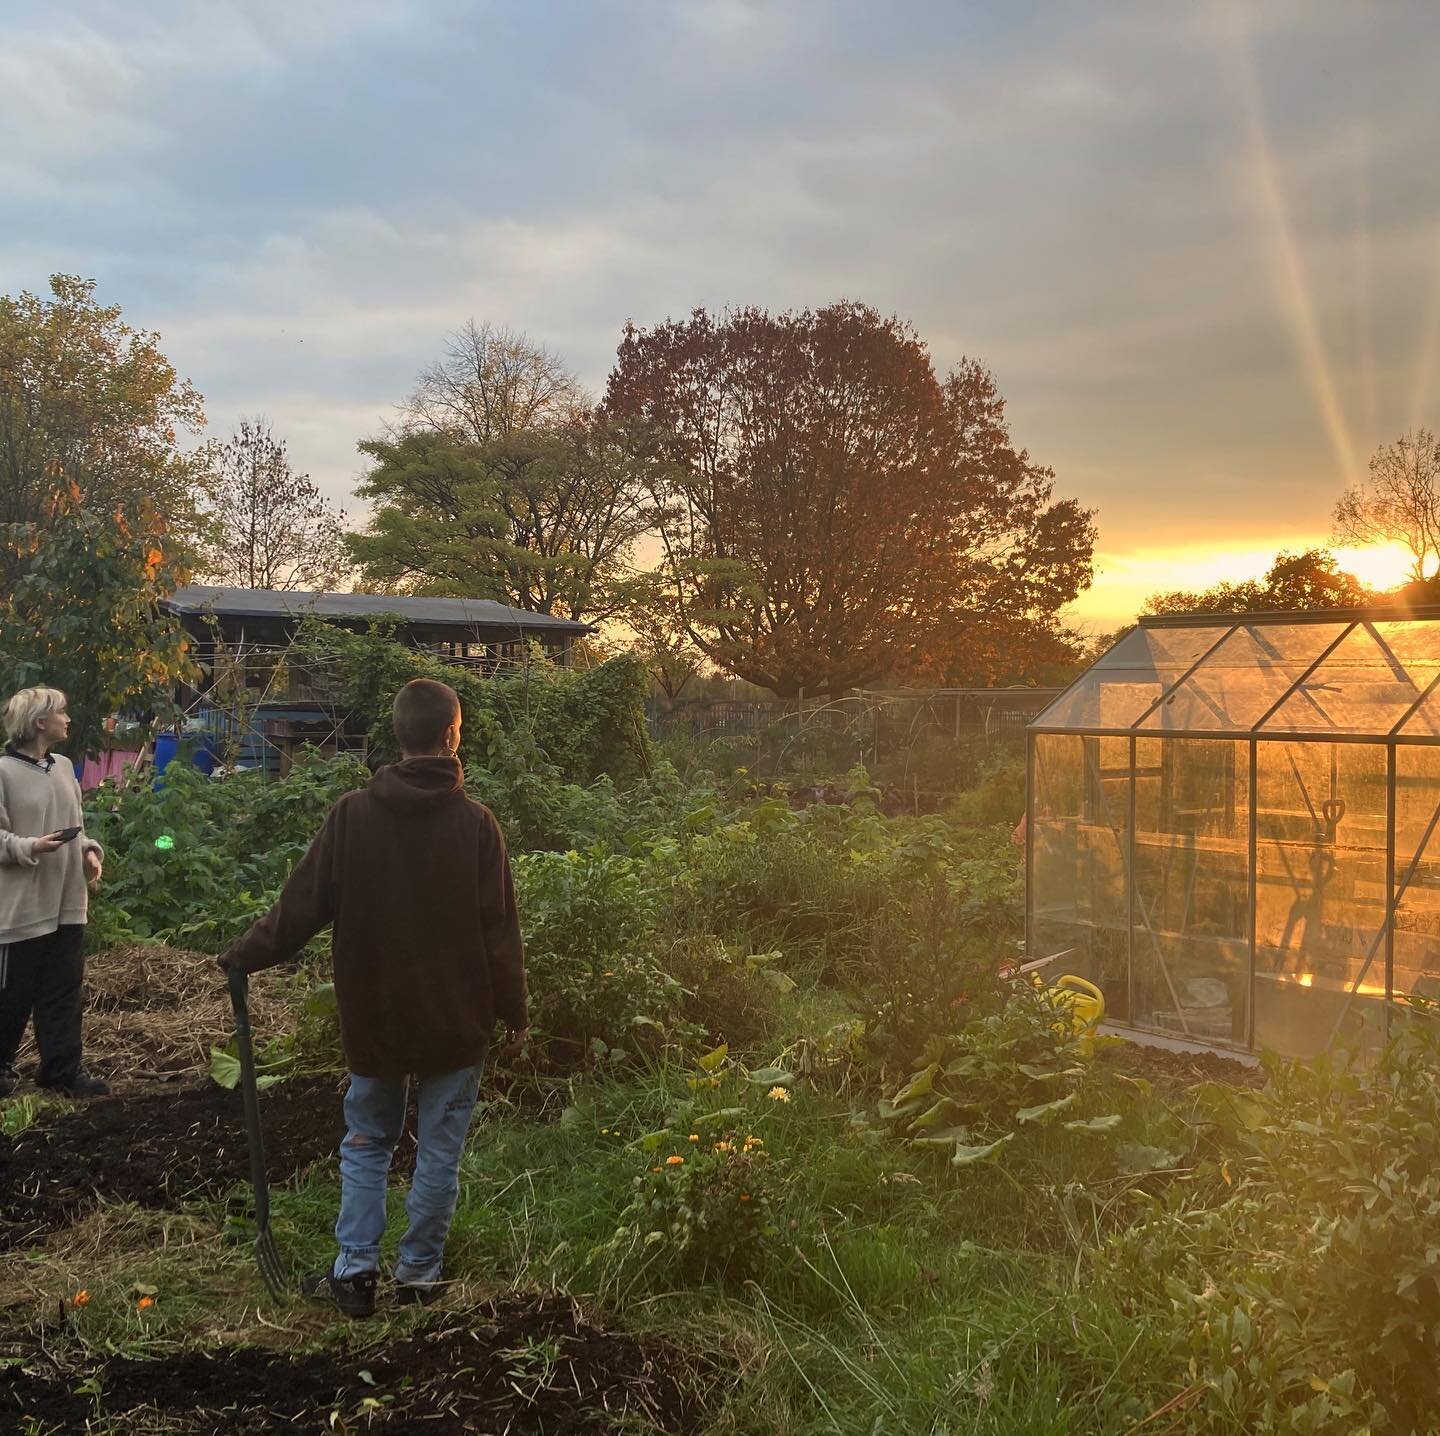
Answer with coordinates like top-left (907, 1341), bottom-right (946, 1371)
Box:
top-left (137, 1296), bottom-right (155, 1310)
top-left (72, 1290), bottom-right (91, 1307)
top-left (666, 1154), bottom-right (685, 1166)
top-left (739, 1193), bottom-right (752, 1202)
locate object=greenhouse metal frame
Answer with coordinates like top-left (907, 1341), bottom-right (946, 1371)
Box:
top-left (1025, 607), bottom-right (1440, 1057)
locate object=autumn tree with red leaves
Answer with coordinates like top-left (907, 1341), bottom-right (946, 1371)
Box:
top-left (603, 302), bottom-right (1095, 696)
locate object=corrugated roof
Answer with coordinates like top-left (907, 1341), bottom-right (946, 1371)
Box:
top-left (164, 586), bottom-right (593, 635)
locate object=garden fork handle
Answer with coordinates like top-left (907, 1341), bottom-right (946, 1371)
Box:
top-left (227, 967), bottom-right (271, 1231)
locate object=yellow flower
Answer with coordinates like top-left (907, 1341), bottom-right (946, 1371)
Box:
top-left (72, 1290), bottom-right (91, 1308)
top-left (602, 970), bottom-right (614, 977)
top-left (767, 1086), bottom-right (791, 1103)
top-left (714, 1141), bottom-right (732, 1153)
top-left (651, 1166), bottom-right (662, 1173)
top-left (688, 1133), bottom-right (699, 1143)
top-left (666, 1154), bottom-right (685, 1166)
top-left (743, 1135), bottom-right (763, 1149)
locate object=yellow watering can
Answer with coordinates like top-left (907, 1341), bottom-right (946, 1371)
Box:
top-left (1043, 974), bottom-right (1106, 1055)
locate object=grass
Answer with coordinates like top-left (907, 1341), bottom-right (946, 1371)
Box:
top-left (6, 949), bottom-right (1246, 1434)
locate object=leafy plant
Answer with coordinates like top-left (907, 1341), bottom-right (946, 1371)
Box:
top-left (875, 982), bottom-right (1108, 1167)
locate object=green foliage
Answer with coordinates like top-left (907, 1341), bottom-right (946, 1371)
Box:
top-left (1120, 1016), bottom-right (1440, 1431)
top-left (85, 752), bottom-right (369, 950)
top-left (292, 621), bottom-right (654, 845)
top-left (0, 486), bottom-right (197, 759)
top-left (613, 1135), bottom-right (781, 1288)
top-left (513, 848), bottom-right (691, 1066)
top-left (875, 983), bottom-right (1108, 1166)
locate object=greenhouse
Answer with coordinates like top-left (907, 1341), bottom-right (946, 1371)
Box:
top-left (1026, 608), bottom-right (1440, 1058)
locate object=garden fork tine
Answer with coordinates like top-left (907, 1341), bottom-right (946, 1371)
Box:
top-left (227, 968), bottom-right (286, 1298)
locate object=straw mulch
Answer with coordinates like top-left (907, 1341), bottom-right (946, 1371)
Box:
top-left (18, 945), bottom-right (302, 1081)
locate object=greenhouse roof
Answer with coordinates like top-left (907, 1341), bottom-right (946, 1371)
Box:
top-left (1033, 607), bottom-right (1440, 739)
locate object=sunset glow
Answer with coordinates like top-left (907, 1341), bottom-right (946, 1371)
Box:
top-left (1068, 540), bottom-right (1418, 629)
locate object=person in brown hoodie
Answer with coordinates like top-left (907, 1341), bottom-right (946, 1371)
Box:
top-left (220, 678), bottom-right (527, 1317)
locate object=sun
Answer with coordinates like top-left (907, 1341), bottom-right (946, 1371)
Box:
top-left (1331, 542), bottom-right (1417, 593)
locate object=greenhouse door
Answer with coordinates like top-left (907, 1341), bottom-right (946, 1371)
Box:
top-left (1128, 737), bottom-right (1250, 1048)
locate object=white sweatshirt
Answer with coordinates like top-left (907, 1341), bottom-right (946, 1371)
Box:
top-left (0, 747), bottom-right (103, 944)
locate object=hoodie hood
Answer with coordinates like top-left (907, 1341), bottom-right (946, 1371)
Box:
top-left (368, 756), bottom-right (465, 812)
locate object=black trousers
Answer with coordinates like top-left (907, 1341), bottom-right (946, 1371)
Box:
top-left (0, 924), bottom-right (86, 1087)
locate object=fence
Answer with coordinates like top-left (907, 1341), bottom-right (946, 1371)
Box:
top-left (646, 687), bottom-right (1061, 753)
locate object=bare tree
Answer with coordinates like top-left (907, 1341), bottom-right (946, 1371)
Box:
top-left (401, 320), bottom-right (584, 442)
top-left (1333, 429), bottom-right (1440, 582)
top-left (203, 418), bottom-right (349, 591)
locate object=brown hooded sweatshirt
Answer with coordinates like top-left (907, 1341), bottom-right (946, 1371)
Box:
top-left (223, 757), bottom-right (526, 1078)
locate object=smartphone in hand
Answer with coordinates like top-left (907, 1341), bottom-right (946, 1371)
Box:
top-left (53, 826), bottom-right (82, 844)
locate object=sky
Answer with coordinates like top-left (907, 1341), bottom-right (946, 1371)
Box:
top-left (3, 0), bottom-right (1439, 629)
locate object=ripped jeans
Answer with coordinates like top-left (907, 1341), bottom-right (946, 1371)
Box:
top-left (332, 1063), bottom-right (484, 1284)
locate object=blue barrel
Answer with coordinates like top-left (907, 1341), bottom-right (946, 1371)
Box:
top-left (153, 732), bottom-right (179, 774)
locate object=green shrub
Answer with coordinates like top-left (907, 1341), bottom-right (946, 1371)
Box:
top-left (610, 1133), bottom-right (781, 1289)
top-left (514, 849), bottom-right (691, 1067)
top-left (85, 752), bottom-right (368, 951)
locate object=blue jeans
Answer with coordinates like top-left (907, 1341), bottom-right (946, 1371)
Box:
top-left (332, 1062), bottom-right (483, 1285)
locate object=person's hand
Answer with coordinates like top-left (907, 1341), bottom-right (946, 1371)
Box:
top-left (498, 1025), bottom-right (529, 1061)
top-left (30, 832), bottom-right (66, 856)
top-left (83, 847), bottom-right (103, 890)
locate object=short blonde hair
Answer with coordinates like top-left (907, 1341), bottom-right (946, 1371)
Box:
top-left (3, 686), bottom-right (68, 744)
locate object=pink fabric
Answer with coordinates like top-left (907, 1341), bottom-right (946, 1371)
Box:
top-left (79, 750), bottom-right (143, 792)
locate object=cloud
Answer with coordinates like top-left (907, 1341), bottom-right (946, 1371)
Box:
top-left (2, 0), bottom-right (1438, 581)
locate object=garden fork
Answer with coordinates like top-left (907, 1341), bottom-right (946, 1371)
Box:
top-left (227, 968), bottom-right (286, 1298)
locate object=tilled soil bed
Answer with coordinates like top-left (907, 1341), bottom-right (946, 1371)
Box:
top-left (2, 1291), bottom-right (710, 1434)
top-left (0, 1078), bottom-right (374, 1249)
top-left (1096, 1034), bottom-right (1264, 1098)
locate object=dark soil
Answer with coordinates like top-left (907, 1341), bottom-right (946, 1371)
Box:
top-left (0, 1078), bottom-right (378, 1250)
top-left (1, 1291), bottom-right (711, 1434)
top-left (1096, 1035), bottom-right (1265, 1098)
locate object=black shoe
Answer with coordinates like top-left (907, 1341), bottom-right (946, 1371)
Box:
top-left (395, 1273), bottom-right (446, 1307)
top-left (0, 1064), bottom-right (17, 1098)
top-left (40, 1069), bottom-right (109, 1098)
top-left (302, 1269), bottom-right (377, 1318)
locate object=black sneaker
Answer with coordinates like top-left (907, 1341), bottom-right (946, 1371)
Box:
top-left (302, 1270), bottom-right (377, 1318)
top-left (40, 1069), bottom-right (110, 1098)
top-left (0, 1064), bottom-right (17, 1098)
top-left (395, 1273), bottom-right (446, 1307)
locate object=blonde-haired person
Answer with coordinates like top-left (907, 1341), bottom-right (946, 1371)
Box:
top-left (0, 686), bottom-right (108, 1098)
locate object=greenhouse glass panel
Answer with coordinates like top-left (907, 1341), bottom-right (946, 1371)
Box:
top-left (1029, 733), bottom-right (1129, 997)
top-left (1251, 741), bottom-right (1388, 1057)
top-left (1138, 623), bottom-right (1347, 734)
top-left (1392, 745), bottom-right (1440, 1012)
top-left (1263, 621), bottom-right (1440, 734)
top-left (1129, 738), bottom-right (1249, 1046)
top-left (1035, 625), bottom-right (1221, 730)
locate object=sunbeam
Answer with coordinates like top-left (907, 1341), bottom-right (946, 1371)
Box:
top-left (1223, 2), bottom-right (1362, 487)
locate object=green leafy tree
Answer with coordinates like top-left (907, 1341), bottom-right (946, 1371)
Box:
top-left (603, 302), bottom-right (1096, 695)
top-left (1145, 548), bottom-right (1369, 616)
top-left (350, 323), bottom-right (652, 620)
top-left (0, 274), bottom-right (210, 587)
top-left (0, 484), bottom-right (197, 759)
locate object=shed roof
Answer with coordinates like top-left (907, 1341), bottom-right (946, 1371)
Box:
top-left (1032, 607), bottom-right (1440, 739)
top-left (164, 586), bottom-right (594, 637)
